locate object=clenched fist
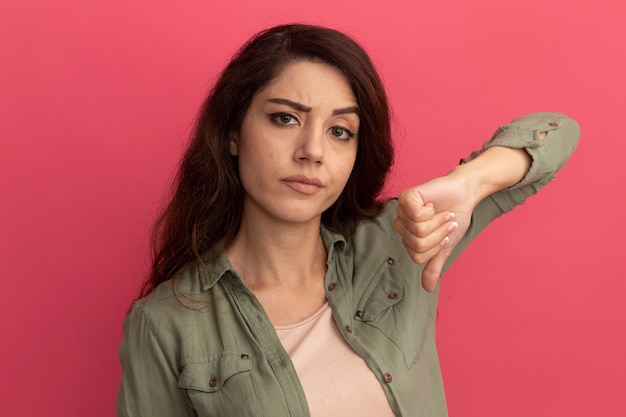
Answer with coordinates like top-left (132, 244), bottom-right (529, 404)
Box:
top-left (393, 172), bottom-right (477, 292)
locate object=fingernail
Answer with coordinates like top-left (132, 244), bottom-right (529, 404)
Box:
top-left (444, 212), bottom-right (456, 221)
top-left (440, 236), bottom-right (450, 247)
top-left (447, 222), bottom-right (458, 233)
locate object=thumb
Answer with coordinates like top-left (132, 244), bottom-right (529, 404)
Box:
top-left (421, 251), bottom-right (447, 292)
top-left (399, 186), bottom-right (426, 212)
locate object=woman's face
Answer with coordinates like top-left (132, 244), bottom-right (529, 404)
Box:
top-left (232, 60), bottom-right (359, 228)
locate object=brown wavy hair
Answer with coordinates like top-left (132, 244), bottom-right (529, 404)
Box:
top-left (141, 24), bottom-right (394, 297)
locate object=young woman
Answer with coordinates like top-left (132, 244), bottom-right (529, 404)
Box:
top-left (116, 24), bottom-right (579, 417)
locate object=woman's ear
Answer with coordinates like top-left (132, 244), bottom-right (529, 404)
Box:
top-left (229, 133), bottom-right (239, 156)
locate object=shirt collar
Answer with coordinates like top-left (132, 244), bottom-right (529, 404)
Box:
top-left (320, 224), bottom-right (346, 263)
top-left (197, 249), bottom-right (234, 292)
top-left (198, 226), bottom-right (347, 291)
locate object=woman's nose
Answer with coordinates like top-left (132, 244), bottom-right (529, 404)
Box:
top-left (295, 125), bottom-right (324, 164)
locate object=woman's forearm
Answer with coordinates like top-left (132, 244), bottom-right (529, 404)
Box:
top-left (447, 134), bottom-right (546, 206)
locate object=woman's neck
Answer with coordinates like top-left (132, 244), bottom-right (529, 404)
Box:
top-left (226, 213), bottom-right (327, 290)
top-left (225, 206), bottom-right (331, 325)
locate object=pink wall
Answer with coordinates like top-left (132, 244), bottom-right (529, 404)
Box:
top-left (1, 0), bottom-right (624, 415)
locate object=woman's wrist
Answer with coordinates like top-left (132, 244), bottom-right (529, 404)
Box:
top-left (449, 146), bottom-right (532, 204)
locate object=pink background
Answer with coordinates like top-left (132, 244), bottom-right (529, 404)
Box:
top-left (1, 0), bottom-right (624, 415)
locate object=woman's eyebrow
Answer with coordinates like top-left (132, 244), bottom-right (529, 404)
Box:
top-left (332, 106), bottom-right (360, 116)
top-left (266, 98), bottom-right (360, 116)
top-left (266, 98), bottom-right (312, 112)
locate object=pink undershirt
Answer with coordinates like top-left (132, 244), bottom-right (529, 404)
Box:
top-left (275, 301), bottom-right (395, 417)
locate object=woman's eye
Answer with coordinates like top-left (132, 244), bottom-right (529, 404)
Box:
top-left (328, 126), bottom-right (355, 140)
top-left (270, 112), bottom-right (299, 125)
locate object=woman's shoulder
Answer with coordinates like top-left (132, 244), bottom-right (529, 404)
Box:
top-left (353, 198), bottom-right (400, 239)
top-left (133, 265), bottom-right (208, 315)
top-left (349, 198), bottom-right (405, 256)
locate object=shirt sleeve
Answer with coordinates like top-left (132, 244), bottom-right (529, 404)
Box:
top-left (116, 304), bottom-right (196, 417)
top-left (442, 112), bottom-right (580, 272)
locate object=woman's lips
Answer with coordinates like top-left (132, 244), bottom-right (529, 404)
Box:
top-left (282, 175), bottom-right (324, 195)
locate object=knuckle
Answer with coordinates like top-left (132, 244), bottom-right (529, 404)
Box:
top-left (398, 189), bottom-right (411, 202)
top-left (414, 240), bottom-right (429, 253)
top-left (410, 252), bottom-right (426, 265)
top-left (414, 223), bottom-right (429, 238)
